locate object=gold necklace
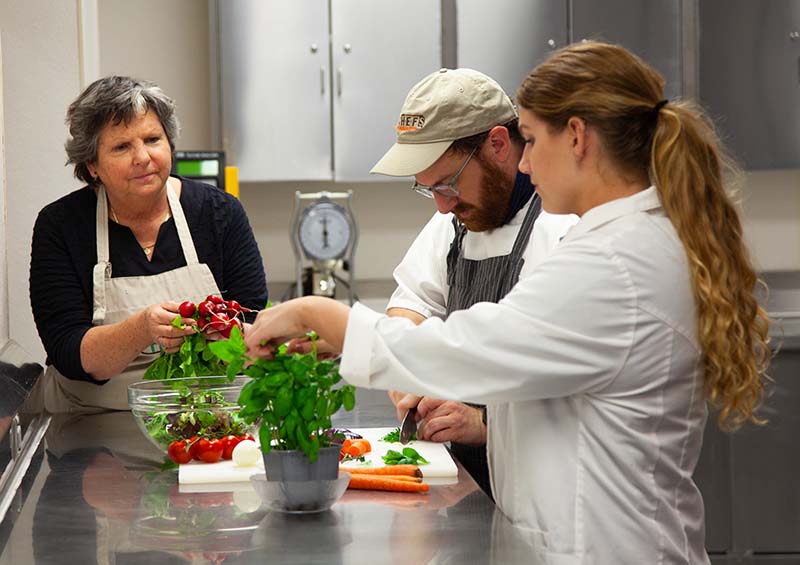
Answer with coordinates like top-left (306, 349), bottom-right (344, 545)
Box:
top-left (109, 206), bottom-right (170, 258)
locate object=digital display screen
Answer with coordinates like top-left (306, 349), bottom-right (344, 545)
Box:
top-left (176, 159), bottom-right (220, 177)
top-left (172, 151), bottom-right (225, 191)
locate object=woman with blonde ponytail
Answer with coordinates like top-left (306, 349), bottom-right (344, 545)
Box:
top-left (243, 42), bottom-right (769, 563)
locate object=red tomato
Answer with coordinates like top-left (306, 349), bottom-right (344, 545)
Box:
top-left (240, 433), bottom-right (255, 443)
top-left (196, 438), bottom-right (223, 463)
top-left (188, 436), bottom-right (200, 460)
top-left (178, 301), bottom-right (196, 318)
top-left (167, 440), bottom-right (192, 464)
top-left (220, 434), bottom-right (242, 460)
top-left (206, 294), bottom-right (224, 305)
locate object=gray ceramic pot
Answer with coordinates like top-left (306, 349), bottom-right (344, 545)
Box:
top-left (263, 445), bottom-right (340, 481)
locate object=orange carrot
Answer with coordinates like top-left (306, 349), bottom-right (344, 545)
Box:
top-left (345, 444), bottom-right (363, 457)
top-left (354, 439), bottom-right (371, 453)
top-left (341, 464), bottom-right (422, 478)
top-left (379, 475), bottom-right (422, 483)
top-left (347, 474), bottom-right (429, 492)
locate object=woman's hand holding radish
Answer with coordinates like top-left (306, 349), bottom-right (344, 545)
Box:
top-left (141, 302), bottom-right (196, 354)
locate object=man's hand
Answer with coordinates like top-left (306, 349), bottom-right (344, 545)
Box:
top-left (416, 399), bottom-right (486, 446)
top-left (389, 391), bottom-right (423, 422)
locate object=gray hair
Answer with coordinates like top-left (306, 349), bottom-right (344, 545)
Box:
top-left (65, 76), bottom-right (180, 186)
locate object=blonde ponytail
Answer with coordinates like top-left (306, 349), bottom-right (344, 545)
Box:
top-left (650, 102), bottom-right (771, 430)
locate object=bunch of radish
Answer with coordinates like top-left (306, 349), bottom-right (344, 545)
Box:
top-left (179, 294), bottom-right (252, 338)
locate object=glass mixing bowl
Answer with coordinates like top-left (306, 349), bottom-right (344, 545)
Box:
top-left (128, 376), bottom-right (254, 453)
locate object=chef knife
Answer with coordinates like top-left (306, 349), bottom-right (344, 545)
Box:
top-left (399, 407), bottom-right (417, 444)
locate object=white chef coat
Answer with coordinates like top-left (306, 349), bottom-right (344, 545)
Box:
top-left (387, 199), bottom-right (578, 318)
top-left (341, 187), bottom-right (709, 564)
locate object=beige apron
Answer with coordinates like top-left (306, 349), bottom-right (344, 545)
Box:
top-left (36, 180), bottom-right (220, 413)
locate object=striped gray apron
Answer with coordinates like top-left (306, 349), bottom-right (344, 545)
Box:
top-left (445, 194), bottom-right (542, 497)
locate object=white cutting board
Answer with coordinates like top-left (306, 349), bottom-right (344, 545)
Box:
top-left (178, 456), bottom-right (264, 486)
top-left (340, 427), bottom-right (458, 479)
top-left (178, 426), bottom-right (459, 487)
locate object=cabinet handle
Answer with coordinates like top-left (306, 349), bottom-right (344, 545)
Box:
top-left (320, 67), bottom-right (326, 95)
top-left (337, 68), bottom-right (343, 97)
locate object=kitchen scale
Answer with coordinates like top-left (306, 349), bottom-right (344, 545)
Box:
top-left (290, 190), bottom-right (358, 304)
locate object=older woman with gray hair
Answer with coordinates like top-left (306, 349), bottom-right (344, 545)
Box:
top-left (28, 76), bottom-right (267, 412)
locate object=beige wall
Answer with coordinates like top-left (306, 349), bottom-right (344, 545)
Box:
top-left (0, 33), bottom-right (6, 341)
top-left (97, 0), bottom-right (212, 150)
top-left (0, 0), bottom-right (82, 361)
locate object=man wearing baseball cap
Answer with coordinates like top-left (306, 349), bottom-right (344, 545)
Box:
top-left (375, 68), bottom-right (577, 498)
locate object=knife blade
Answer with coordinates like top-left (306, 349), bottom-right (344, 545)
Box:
top-left (399, 407), bottom-right (417, 444)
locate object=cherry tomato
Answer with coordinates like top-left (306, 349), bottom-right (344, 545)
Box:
top-left (178, 300), bottom-right (196, 318)
top-left (188, 436), bottom-right (200, 460)
top-left (206, 294), bottom-right (224, 305)
top-left (195, 438), bottom-right (223, 463)
top-left (167, 439), bottom-right (192, 464)
top-left (240, 433), bottom-right (255, 442)
top-left (220, 434), bottom-right (242, 460)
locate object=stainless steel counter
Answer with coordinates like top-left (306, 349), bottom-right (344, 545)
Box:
top-left (0, 388), bottom-right (538, 564)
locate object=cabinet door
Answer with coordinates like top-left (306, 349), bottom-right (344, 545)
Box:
top-left (571, 0), bottom-right (682, 101)
top-left (456, 0), bottom-right (567, 99)
top-left (331, 0), bottom-right (441, 181)
top-left (218, 0), bottom-right (332, 181)
top-left (700, 0), bottom-right (800, 170)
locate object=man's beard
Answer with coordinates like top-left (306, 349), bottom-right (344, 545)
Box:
top-left (453, 157), bottom-right (515, 232)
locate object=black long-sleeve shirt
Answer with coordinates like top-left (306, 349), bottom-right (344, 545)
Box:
top-left (29, 176), bottom-right (268, 383)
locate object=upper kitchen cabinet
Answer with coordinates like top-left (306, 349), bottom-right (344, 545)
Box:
top-left (456, 0), bottom-right (568, 98)
top-left (218, 0), bottom-right (441, 182)
top-left (455, 0), bottom-right (681, 106)
top-left (700, 0), bottom-right (800, 170)
top-left (571, 0), bottom-right (682, 100)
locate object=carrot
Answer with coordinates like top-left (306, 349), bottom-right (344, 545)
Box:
top-left (341, 464), bottom-right (422, 478)
top-left (347, 475), bottom-right (429, 493)
top-left (379, 475), bottom-right (422, 483)
top-left (345, 444), bottom-right (363, 457)
top-left (342, 439), bottom-right (354, 450)
top-left (354, 439), bottom-right (371, 453)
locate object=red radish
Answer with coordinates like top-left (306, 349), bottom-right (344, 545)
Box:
top-left (209, 312), bottom-right (231, 332)
top-left (198, 300), bottom-right (214, 318)
top-left (178, 301), bottom-right (196, 318)
top-left (220, 318), bottom-right (242, 339)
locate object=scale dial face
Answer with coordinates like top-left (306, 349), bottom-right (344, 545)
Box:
top-left (298, 201), bottom-right (352, 261)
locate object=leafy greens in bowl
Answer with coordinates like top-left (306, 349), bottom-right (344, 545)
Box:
top-left (128, 375), bottom-right (254, 453)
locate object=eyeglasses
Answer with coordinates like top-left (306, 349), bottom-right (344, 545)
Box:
top-left (412, 147), bottom-right (477, 199)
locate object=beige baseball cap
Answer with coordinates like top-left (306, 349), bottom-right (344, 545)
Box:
top-left (370, 68), bottom-right (517, 177)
